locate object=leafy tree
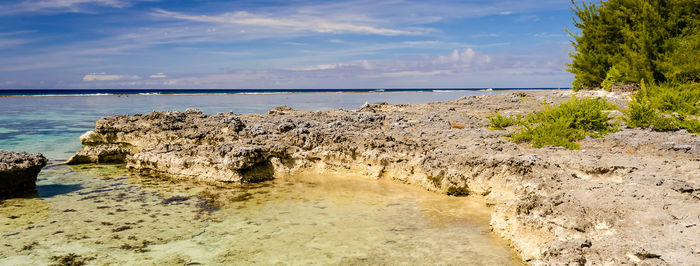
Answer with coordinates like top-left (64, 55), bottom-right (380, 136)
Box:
top-left (567, 0), bottom-right (700, 90)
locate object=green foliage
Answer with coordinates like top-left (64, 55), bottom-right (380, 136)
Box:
top-left (626, 98), bottom-right (657, 128)
top-left (567, 0), bottom-right (700, 90)
top-left (488, 113), bottom-right (520, 130)
top-left (503, 97), bottom-right (617, 149)
top-left (625, 82), bottom-right (700, 133)
top-left (511, 117), bottom-right (585, 149)
top-left (679, 119), bottom-right (700, 133)
top-left (528, 97), bottom-right (618, 135)
top-left (601, 66), bottom-right (624, 91)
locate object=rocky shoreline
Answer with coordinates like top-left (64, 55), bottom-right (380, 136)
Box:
top-left (67, 90), bottom-right (699, 265)
top-left (0, 150), bottom-right (47, 199)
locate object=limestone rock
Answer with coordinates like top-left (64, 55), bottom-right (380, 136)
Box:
top-left (0, 150), bottom-right (48, 199)
top-left (79, 130), bottom-right (106, 145)
top-left (67, 91), bottom-right (700, 265)
top-left (65, 144), bottom-right (128, 164)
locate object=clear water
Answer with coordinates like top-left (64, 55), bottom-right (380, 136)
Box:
top-left (0, 91), bottom-right (509, 160)
top-left (1, 165), bottom-right (521, 265)
top-left (0, 91), bottom-right (523, 265)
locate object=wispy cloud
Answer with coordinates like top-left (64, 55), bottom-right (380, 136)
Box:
top-left (361, 70), bottom-right (451, 78)
top-left (74, 45), bottom-right (570, 89)
top-left (471, 33), bottom-right (500, 38)
top-left (402, 40), bottom-right (441, 46)
top-left (83, 72), bottom-right (140, 81)
top-left (0, 0), bottom-right (144, 15)
top-left (0, 61), bottom-right (69, 72)
top-left (0, 0), bottom-right (574, 88)
top-left (534, 32), bottom-right (566, 38)
top-left (149, 72), bottom-right (166, 78)
top-left (517, 15), bottom-right (541, 22)
top-left (210, 51), bottom-right (254, 56)
top-left (153, 9), bottom-right (421, 36)
top-left (0, 30), bottom-right (37, 37)
top-left (286, 64), bottom-right (341, 71)
top-left (0, 37), bottom-right (31, 49)
top-left (0, 31), bottom-right (37, 49)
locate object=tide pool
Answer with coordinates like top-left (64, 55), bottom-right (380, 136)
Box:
top-left (1, 164), bottom-right (521, 265)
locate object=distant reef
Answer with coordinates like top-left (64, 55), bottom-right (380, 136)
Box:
top-left (0, 150), bottom-right (47, 199)
top-left (68, 90), bottom-right (699, 265)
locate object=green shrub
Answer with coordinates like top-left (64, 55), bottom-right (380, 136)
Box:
top-left (506, 96), bottom-right (617, 149)
top-left (679, 119), bottom-right (700, 133)
top-left (511, 117), bottom-right (584, 150)
top-left (528, 97), bottom-right (617, 135)
top-left (488, 113), bottom-right (520, 130)
top-left (625, 81), bottom-right (700, 133)
top-left (626, 99), bottom-right (657, 128)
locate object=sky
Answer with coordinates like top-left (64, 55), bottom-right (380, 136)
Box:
top-left (0, 0), bottom-right (578, 89)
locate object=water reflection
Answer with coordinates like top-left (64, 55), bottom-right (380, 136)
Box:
top-left (36, 184), bottom-right (83, 198)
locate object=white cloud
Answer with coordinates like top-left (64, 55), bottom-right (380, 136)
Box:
top-left (0, 31), bottom-right (36, 49)
top-left (211, 51), bottom-right (253, 56)
top-left (360, 60), bottom-right (373, 70)
top-left (153, 9), bottom-right (421, 36)
top-left (0, 0), bottom-right (141, 15)
top-left (286, 64), bottom-right (340, 71)
top-left (402, 40), bottom-right (440, 46)
top-left (362, 70), bottom-right (451, 78)
top-left (52, 44), bottom-right (570, 89)
top-left (0, 30), bottom-right (36, 37)
top-left (499, 11), bottom-right (512, 15)
top-left (0, 37), bottom-right (30, 49)
top-left (534, 32), bottom-right (566, 38)
top-left (149, 72), bottom-right (167, 78)
top-left (0, 1), bottom-right (575, 88)
top-left (433, 48), bottom-right (491, 66)
top-left (156, 47), bottom-right (505, 87)
top-left (471, 33), bottom-right (499, 38)
top-left (82, 73), bottom-right (141, 81)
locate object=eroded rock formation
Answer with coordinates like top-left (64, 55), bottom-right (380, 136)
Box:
top-left (0, 150), bottom-right (48, 199)
top-left (68, 91), bottom-right (700, 265)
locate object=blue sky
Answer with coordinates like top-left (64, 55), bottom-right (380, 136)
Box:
top-left (0, 0), bottom-right (577, 89)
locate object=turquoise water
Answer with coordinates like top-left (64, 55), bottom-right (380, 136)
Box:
top-left (1, 91), bottom-right (524, 265)
top-left (0, 91), bottom-right (505, 160)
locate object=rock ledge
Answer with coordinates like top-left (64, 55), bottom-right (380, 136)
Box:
top-left (68, 91), bottom-right (700, 265)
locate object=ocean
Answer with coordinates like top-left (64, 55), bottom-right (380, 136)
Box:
top-left (0, 88), bottom-right (560, 160)
top-left (0, 89), bottom-right (533, 264)
top-left (0, 88), bottom-right (548, 97)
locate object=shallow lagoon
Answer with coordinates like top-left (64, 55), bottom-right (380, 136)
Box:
top-left (1, 164), bottom-right (520, 265)
top-left (1, 91), bottom-right (524, 265)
